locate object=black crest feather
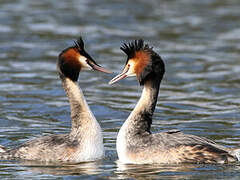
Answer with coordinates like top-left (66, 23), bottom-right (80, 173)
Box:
top-left (74, 37), bottom-right (85, 52)
top-left (120, 39), bottom-right (165, 86)
top-left (120, 39), bottom-right (151, 58)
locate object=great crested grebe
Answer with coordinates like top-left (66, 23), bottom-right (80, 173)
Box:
top-left (0, 37), bottom-right (111, 163)
top-left (109, 39), bottom-right (240, 164)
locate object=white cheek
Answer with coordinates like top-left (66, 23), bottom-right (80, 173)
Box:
top-left (79, 56), bottom-right (92, 70)
top-left (126, 62), bottom-right (136, 77)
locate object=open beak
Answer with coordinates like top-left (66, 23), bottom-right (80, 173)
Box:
top-left (87, 60), bottom-right (112, 74)
top-left (109, 65), bottom-right (129, 85)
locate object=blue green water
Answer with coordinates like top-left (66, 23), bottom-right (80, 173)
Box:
top-left (0, 0), bottom-right (240, 179)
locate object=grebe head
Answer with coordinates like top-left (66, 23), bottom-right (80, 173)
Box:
top-left (109, 39), bottom-right (165, 85)
top-left (58, 37), bottom-right (112, 81)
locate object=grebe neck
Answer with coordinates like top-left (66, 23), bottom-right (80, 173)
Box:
top-left (125, 75), bottom-right (162, 134)
top-left (60, 75), bottom-right (98, 136)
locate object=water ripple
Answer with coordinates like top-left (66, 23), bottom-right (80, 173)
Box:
top-left (0, 0), bottom-right (240, 179)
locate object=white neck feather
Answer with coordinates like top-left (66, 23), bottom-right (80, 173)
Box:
top-left (61, 77), bottom-right (104, 160)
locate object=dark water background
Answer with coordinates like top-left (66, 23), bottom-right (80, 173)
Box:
top-left (0, 0), bottom-right (240, 179)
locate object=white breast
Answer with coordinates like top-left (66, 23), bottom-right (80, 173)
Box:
top-left (77, 120), bottom-right (104, 162)
top-left (116, 121), bottom-right (132, 164)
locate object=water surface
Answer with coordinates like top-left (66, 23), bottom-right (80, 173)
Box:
top-left (0, 0), bottom-right (240, 179)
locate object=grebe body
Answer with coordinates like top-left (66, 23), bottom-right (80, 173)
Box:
top-left (109, 40), bottom-right (240, 164)
top-left (0, 37), bottom-right (111, 163)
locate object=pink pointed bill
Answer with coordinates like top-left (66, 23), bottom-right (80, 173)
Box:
top-left (108, 72), bottom-right (128, 85)
top-left (92, 64), bottom-right (112, 74)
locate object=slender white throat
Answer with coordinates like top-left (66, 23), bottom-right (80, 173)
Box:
top-left (61, 77), bottom-right (104, 160)
top-left (117, 80), bottom-right (155, 161)
top-left (62, 77), bottom-right (99, 132)
top-left (124, 80), bottom-right (157, 127)
top-left (116, 78), bottom-right (161, 163)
